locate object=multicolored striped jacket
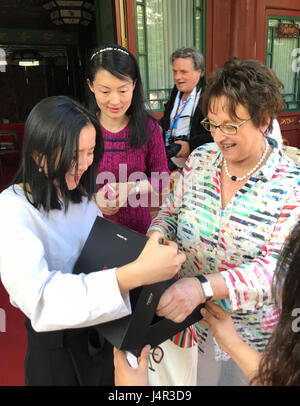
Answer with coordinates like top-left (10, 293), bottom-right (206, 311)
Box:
top-left (149, 141), bottom-right (300, 360)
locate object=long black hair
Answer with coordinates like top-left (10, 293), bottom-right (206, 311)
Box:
top-left (13, 95), bottom-right (104, 212)
top-left (85, 43), bottom-right (150, 148)
top-left (251, 222), bottom-right (300, 385)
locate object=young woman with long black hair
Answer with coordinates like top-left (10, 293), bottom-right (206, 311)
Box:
top-left (0, 95), bottom-right (185, 386)
top-left (85, 44), bottom-right (169, 235)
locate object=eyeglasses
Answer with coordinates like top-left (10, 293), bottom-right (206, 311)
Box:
top-left (201, 117), bottom-right (251, 135)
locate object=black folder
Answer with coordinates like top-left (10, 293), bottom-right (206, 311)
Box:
top-left (73, 216), bottom-right (203, 355)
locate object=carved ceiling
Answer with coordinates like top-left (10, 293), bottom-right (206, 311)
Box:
top-left (0, 1), bottom-right (94, 58)
top-left (0, 0), bottom-right (55, 30)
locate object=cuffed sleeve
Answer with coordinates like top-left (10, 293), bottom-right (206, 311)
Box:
top-left (0, 190), bottom-right (131, 332)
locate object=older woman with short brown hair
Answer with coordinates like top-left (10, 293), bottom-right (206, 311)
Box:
top-left (148, 57), bottom-right (300, 386)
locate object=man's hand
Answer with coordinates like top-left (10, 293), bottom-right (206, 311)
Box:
top-left (174, 140), bottom-right (190, 158)
top-left (156, 277), bottom-right (205, 323)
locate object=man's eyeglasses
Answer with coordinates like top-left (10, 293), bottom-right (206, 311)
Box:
top-left (201, 117), bottom-right (251, 135)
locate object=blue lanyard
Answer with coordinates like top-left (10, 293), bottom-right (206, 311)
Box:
top-left (169, 95), bottom-right (192, 131)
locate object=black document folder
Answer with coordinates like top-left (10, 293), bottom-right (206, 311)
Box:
top-left (73, 216), bottom-right (203, 355)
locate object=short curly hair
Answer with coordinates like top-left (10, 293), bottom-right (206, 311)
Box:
top-left (201, 57), bottom-right (286, 132)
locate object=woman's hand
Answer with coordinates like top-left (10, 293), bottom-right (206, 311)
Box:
top-left (135, 231), bottom-right (186, 285)
top-left (116, 231), bottom-right (186, 293)
top-left (115, 182), bottom-right (136, 209)
top-left (114, 345), bottom-right (150, 386)
top-left (200, 302), bottom-right (262, 382)
top-left (94, 182), bottom-right (137, 216)
top-left (200, 302), bottom-right (243, 355)
top-left (94, 184), bottom-right (120, 216)
top-left (156, 277), bottom-right (205, 323)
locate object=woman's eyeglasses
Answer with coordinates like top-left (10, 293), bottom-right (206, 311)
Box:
top-left (201, 117), bottom-right (251, 135)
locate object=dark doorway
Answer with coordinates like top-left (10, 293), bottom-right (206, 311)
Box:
top-left (0, 0), bottom-right (98, 124)
top-left (0, 0), bottom-right (99, 191)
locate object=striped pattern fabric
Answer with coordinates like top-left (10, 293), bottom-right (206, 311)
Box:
top-left (150, 141), bottom-right (300, 360)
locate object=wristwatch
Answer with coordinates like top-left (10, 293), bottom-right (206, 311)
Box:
top-left (196, 274), bottom-right (213, 301)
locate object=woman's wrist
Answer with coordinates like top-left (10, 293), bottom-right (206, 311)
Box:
top-left (223, 338), bottom-right (261, 381)
top-left (128, 181), bottom-right (141, 196)
top-left (222, 331), bottom-right (247, 356)
top-left (206, 273), bottom-right (229, 301)
top-left (116, 261), bottom-right (143, 294)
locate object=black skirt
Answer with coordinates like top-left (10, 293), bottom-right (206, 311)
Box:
top-left (24, 317), bottom-right (114, 386)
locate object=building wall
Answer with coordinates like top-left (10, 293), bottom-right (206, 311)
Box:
top-left (120, 0), bottom-right (300, 145)
top-left (206, 0), bottom-right (300, 75)
top-left (206, 0), bottom-right (300, 147)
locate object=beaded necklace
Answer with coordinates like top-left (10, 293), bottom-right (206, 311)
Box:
top-left (223, 138), bottom-right (270, 182)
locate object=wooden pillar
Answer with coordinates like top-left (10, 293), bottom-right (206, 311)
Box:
top-left (229, 0), bottom-right (257, 60)
top-left (114, 0), bottom-right (136, 56)
top-left (206, 0), bottom-right (232, 77)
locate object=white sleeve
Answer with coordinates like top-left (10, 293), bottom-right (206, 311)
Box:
top-left (0, 204), bottom-right (131, 332)
top-left (268, 118), bottom-right (283, 151)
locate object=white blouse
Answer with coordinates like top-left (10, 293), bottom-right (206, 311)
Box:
top-left (0, 185), bottom-right (131, 332)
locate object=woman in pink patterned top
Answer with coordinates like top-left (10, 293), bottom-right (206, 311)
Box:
top-left (85, 44), bottom-right (169, 234)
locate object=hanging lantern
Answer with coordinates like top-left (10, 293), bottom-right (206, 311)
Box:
top-left (40, 1), bottom-right (95, 26)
